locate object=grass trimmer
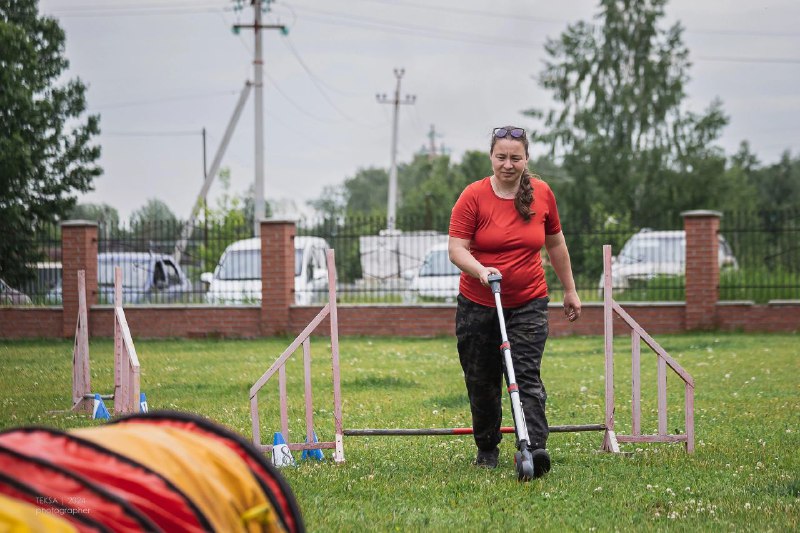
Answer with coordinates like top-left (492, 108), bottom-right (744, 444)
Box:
top-left (487, 273), bottom-right (536, 482)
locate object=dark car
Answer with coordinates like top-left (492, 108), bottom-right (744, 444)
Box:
top-left (98, 252), bottom-right (191, 304)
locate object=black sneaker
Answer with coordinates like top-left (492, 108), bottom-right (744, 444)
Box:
top-left (474, 447), bottom-right (500, 468)
top-left (530, 448), bottom-right (551, 478)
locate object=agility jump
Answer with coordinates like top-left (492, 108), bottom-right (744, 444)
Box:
top-left (71, 267), bottom-right (141, 415)
top-left (249, 245), bottom-right (695, 463)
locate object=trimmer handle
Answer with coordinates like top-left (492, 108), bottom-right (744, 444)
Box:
top-left (487, 273), bottom-right (502, 294)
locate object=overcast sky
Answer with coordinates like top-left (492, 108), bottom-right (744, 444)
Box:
top-left (39, 0), bottom-right (800, 222)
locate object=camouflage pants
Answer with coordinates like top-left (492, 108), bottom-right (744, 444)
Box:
top-left (455, 294), bottom-right (549, 451)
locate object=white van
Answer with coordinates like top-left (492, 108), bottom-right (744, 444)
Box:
top-left (201, 236), bottom-right (330, 305)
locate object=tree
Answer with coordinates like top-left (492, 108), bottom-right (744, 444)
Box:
top-left (343, 167), bottom-right (389, 215)
top-left (307, 184), bottom-right (346, 221)
top-left (529, 0), bottom-right (729, 226)
top-left (240, 182), bottom-right (273, 226)
top-left (0, 0), bottom-right (101, 285)
top-left (69, 202), bottom-right (121, 228)
top-left (130, 198), bottom-right (178, 227)
top-left (751, 150), bottom-right (800, 212)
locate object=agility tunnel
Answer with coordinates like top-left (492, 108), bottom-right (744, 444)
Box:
top-left (0, 411), bottom-right (304, 533)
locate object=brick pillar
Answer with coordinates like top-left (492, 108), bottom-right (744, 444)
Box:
top-left (682, 210), bottom-right (721, 330)
top-left (260, 220), bottom-right (296, 336)
top-left (62, 221), bottom-right (98, 337)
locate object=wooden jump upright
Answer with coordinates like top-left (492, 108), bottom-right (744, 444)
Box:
top-left (251, 245), bottom-right (695, 461)
top-left (71, 267), bottom-right (141, 415)
top-left (250, 249), bottom-right (345, 462)
top-left (602, 244), bottom-right (695, 453)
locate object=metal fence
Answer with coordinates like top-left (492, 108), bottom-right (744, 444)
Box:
top-left (16, 224), bottom-right (62, 305)
top-left (719, 209), bottom-right (800, 303)
top-left (15, 209), bottom-right (800, 306)
top-left (298, 212), bottom-right (686, 303)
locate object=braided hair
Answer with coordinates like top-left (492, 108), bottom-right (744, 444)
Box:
top-left (515, 168), bottom-right (536, 222)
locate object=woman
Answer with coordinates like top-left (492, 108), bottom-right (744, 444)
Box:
top-left (448, 126), bottom-right (581, 477)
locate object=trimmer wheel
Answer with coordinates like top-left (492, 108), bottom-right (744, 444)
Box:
top-left (514, 450), bottom-right (534, 482)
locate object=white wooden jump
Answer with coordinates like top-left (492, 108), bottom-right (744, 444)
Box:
top-left (72, 267), bottom-right (141, 415)
top-left (601, 244), bottom-right (695, 452)
top-left (249, 245), bottom-right (695, 462)
top-left (249, 249), bottom-right (344, 462)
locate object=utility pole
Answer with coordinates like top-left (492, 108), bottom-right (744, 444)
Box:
top-left (427, 124), bottom-right (439, 160)
top-left (233, 0), bottom-right (287, 237)
top-left (376, 68), bottom-right (415, 232)
top-left (202, 127), bottom-right (208, 272)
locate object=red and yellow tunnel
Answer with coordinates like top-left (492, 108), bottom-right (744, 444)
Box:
top-left (0, 411), bottom-right (304, 533)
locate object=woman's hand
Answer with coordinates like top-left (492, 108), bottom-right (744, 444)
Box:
top-left (563, 289), bottom-right (582, 322)
top-left (478, 266), bottom-right (501, 288)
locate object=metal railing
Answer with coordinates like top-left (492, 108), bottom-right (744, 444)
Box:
top-left (719, 209), bottom-right (800, 303)
top-left (18, 210), bottom-right (800, 306)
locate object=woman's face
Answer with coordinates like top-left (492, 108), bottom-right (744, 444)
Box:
top-left (490, 138), bottom-right (528, 185)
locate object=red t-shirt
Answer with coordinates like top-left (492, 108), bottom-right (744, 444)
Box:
top-left (449, 176), bottom-right (562, 307)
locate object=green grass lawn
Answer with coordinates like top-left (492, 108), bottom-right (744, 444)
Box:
top-left (1, 332), bottom-right (797, 531)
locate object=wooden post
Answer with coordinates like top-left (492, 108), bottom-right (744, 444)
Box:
top-left (71, 270), bottom-right (92, 412)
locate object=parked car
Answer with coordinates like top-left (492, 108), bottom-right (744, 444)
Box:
top-left (98, 252), bottom-right (191, 304)
top-left (600, 229), bottom-right (738, 291)
top-left (405, 243), bottom-right (461, 302)
top-left (0, 278), bottom-right (32, 305)
top-left (21, 261), bottom-right (63, 304)
top-left (200, 236), bottom-right (330, 305)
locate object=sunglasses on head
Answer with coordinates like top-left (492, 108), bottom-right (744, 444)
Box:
top-left (493, 127), bottom-right (526, 139)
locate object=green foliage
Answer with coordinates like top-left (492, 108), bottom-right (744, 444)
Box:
top-left (344, 167), bottom-right (390, 215)
top-left (130, 198), bottom-right (178, 227)
top-left (68, 202), bottom-right (121, 229)
top-left (193, 168), bottom-right (255, 273)
top-left (0, 0), bottom-right (101, 285)
top-left (746, 150), bottom-right (800, 212)
top-left (1, 333), bottom-right (798, 531)
top-left (311, 150), bottom-right (493, 231)
top-left (529, 0), bottom-right (732, 226)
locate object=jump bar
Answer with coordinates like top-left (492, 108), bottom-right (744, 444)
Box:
top-left (344, 424), bottom-right (606, 437)
top-left (82, 393), bottom-right (114, 400)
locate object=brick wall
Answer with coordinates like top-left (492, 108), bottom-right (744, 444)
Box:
top-left (88, 306), bottom-right (262, 338)
top-left (61, 221), bottom-right (98, 337)
top-left (683, 211), bottom-right (720, 330)
top-left (0, 214), bottom-right (798, 340)
top-left (260, 220), bottom-right (294, 336)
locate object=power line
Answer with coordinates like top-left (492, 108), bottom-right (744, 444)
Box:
top-left (104, 130), bottom-right (201, 137)
top-left (694, 55), bottom-right (800, 65)
top-left (263, 71), bottom-right (343, 124)
top-left (286, 5), bottom-right (800, 63)
top-left (281, 36), bottom-right (359, 98)
top-left (348, 0), bottom-right (565, 25)
top-left (280, 37), bottom-right (366, 124)
top-left (90, 89), bottom-right (240, 111)
top-left (41, 0), bottom-right (227, 17)
top-left (293, 0), bottom-right (800, 38)
top-left (286, 5), bottom-right (545, 49)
